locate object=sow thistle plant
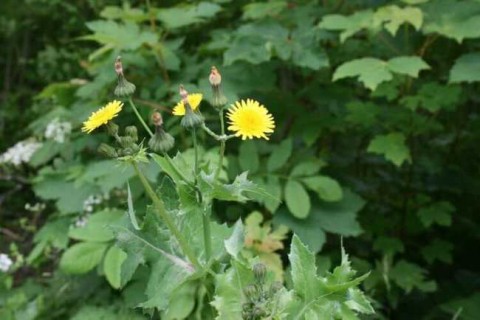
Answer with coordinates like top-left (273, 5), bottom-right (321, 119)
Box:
top-left (73, 58), bottom-right (374, 319)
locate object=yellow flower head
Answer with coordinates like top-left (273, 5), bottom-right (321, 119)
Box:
top-left (227, 99), bottom-right (275, 140)
top-left (172, 93), bottom-right (203, 116)
top-left (82, 100), bottom-right (123, 133)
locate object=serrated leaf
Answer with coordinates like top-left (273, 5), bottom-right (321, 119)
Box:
top-left (60, 242), bottom-right (109, 274)
top-left (289, 235), bottom-right (320, 302)
top-left (334, 57), bottom-right (429, 91)
top-left (450, 53), bottom-right (480, 83)
top-left (374, 5), bottom-right (423, 36)
top-left (319, 10), bottom-right (374, 42)
top-left (157, 2), bottom-right (221, 29)
top-left (284, 180), bottom-right (311, 218)
top-left (417, 201), bottom-right (454, 227)
top-left (367, 132), bottom-right (411, 167)
top-left (422, 0), bottom-right (480, 43)
top-left (242, 1), bottom-right (287, 20)
top-left (103, 246), bottom-right (127, 289)
top-left (69, 209), bottom-right (123, 242)
top-left (390, 260), bottom-right (436, 293)
top-left (421, 239), bottom-right (453, 264)
top-left (224, 220), bottom-right (244, 259)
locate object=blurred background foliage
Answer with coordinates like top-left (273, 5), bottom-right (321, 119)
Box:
top-left (1, 0), bottom-right (480, 319)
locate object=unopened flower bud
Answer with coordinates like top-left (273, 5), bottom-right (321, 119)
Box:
top-left (181, 105), bottom-right (204, 129)
top-left (125, 126), bottom-right (138, 142)
top-left (149, 127), bottom-right (175, 153)
top-left (179, 85), bottom-right (189, 100)
top-left (244, 285), bottom-right (258, 301)
top-left (152, 112), bottom-right (163, 127)
top-left (269, 281), bottom-right (283, 295)
top-left (209, 66), bottom-right (222, 86)
top-left (253, 263), bottom-right (267, 283)
top-left (209, 66), bottom-right (227, 108)
top-left (114, 56), bottom-right (136, 97)
top-left (106, 122), bottom-right (119, 136)
top-left (119, 136), bottom-right (135, 148)
top-left (98, 143), bottom-right (118, 158)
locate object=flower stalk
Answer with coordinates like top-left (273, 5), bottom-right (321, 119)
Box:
top-left (128, 98), bottom-right (153, 137)
top-left (131, 161), bottom-right (201, 269)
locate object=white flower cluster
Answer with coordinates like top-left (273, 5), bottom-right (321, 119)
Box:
top-left (0, 253), bottom-right (13, 272)
top-left (25, 202), bottom-right (46, 212)
top-left (0, 140), bottom-right (42, 166)
top-left (83, 194), bottom-right (106, 213)
top-left (44, 118), bottom-right (72, 143)
top-left (74, 216), bottom-right (89, 228)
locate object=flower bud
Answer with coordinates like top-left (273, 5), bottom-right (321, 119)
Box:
top-left (209, 66), bottom-right (227, 108)
top-left (98, 143), bottom-right (118, 158)
top-left (125, 126), bottom-right (138, 142)
top-left (152, 112), bottom-right (163, 126)
top-left (269, 281), bottom-right (283, 295)
top-left (179, 85), bottom-right (189, 100)
top-left (180, 105), bottom-right (204, 129)
top-left (106, 122), bottom-right (119, 136)
top-left (209, 66), bottom-right (222, 86)
top-left (114, 56), bottom-right (136, 97)
top-left (119, 136), bottom-right (135, 148)
top-left (149, 127), bottom-right (175, 153)
top-left (243, 284), bottom-right (258, 302)
top-left (253, 263), bottom-right (267, 283)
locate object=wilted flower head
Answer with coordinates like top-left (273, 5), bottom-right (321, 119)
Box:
top-left (114, 56), bottom-right (136, 97)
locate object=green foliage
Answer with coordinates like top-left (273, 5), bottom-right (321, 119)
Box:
top-left (2, 0), bottom-right (480, 318)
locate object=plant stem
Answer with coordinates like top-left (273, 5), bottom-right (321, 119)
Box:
top-left (128, 98), bottom-right (153, 137)
top-left (215, 108), bottom-right (226, 180)
top-left (132, 162), bottom-right (201, 269)
top-left (191, 127), bottom-right (212, 262)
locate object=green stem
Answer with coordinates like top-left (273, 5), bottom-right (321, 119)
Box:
top-left (191, 127), bottom-right (212, 262)
top-left (128, 98), bottom-right (153, 137)
top-left (132, 162), bottom-right (200, 269)
top-left (202, 207), bottom-right (212, 262)
top-left (215, 108), bottom-right (226, 180)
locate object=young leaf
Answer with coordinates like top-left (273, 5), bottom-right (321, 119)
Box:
top-left (367, 132), bottom-right (411, 167)
top-left (284, 180), bottom-right (311, 218)
top-left (60, 242), bottom-right (109, 274)
top-left (103, 246), bottom-right (128, 289)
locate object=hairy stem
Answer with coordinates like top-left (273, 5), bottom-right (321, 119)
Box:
top-left (132, 162), bottom-right (200, 269)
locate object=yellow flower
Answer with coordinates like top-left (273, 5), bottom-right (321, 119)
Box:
top-left (82, 100), bottom-right (123, 133)
top-left (172, 93), bottom-right (203, 116)
top-left (227, 99), bottom-right (275, 140)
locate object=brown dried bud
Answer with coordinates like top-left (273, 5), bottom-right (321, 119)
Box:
top-left (209, 66), bottom-right (222, 86)
top-left (179, 85), bottom-right (189, 101)
top-left (114, 56), bottom-right (123, 76)
top-left (152, 112), bottom-right (163, 127)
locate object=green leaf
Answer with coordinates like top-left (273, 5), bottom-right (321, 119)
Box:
top-left (441, 292), bottom-right (480, 320)
top-left (238, 141), bottom-right (259, 173)
top-left (302, 176), bottom-right (343, 202)
top-left (333, 57), bottom-right (429, 91)
top-left (262, 175), bottom-right (282, 213)
top-left (422, 0), bottom-right (480, 43)
top-left (289, 235), bottom-right (320, 302)
top-left (450, 53), bottom-right (480, 83)
top-left (284, 180), bottom-right (311, 218)
top-left (224, 220), bottom-right (244, 259)
top-left (60, 242), bottom-right (109, 274)
top-left (417, 201), bottom-right (454, 227)
top-left (374, 5), bottom-right (423, 36)
top-left (126, 182), bottom-right (140, 230)
top-left (373, 237), bottom-right (405, 256)
top-left (319, 10), bottom-right (374, 42)
top-left (421, 239), bottom-right (453, 264)
top-left (69, 209), bottom-right (123, 242)
top-left (163, 280), bottom-right (197, 320)
top-left (242, 1), bottom-right (287, 20)
top-left (103, 246), bottom-right (128, 289)
top-left (267, 138), bottom-right (293, 172)
top-left (400, 82), bottom-right (461, 112)
top-left (290, 160), bottom-right (323, 177)
top-left (390, 260), bottom-right (436, 293)
top-left (367, 132), bottom-right (411, 167)
top-left (157, 2), bottom-right (222, 29)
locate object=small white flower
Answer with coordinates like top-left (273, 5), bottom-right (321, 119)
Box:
top-left (0, 140), bottom-right (42, 166)
top-left (74, 216), bottom-right (89, 228)
top-left (44, 118), bottom-right (72, 143)
top-left (0, 253), bottom-right (13, 272)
